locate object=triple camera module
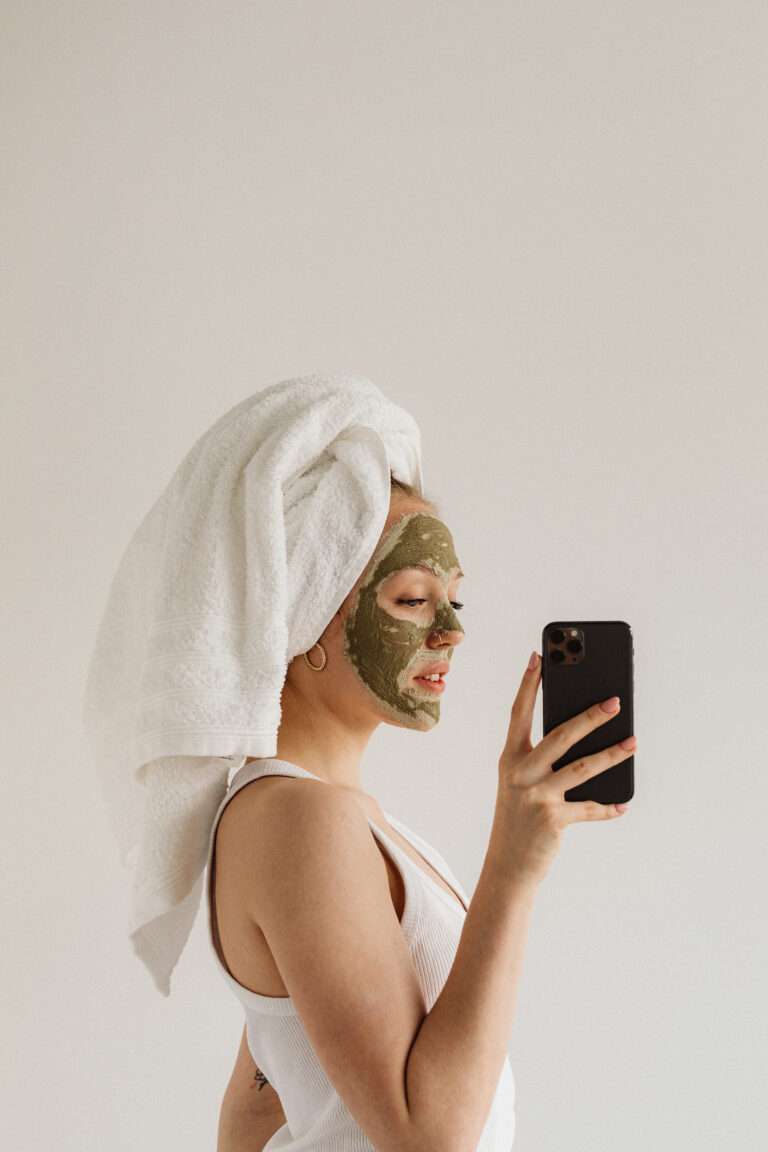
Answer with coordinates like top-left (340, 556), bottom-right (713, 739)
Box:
top-left (546, 626), bottom-right (585, 666)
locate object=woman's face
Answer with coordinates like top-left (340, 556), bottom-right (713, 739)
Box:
top-left (340, 508), bottom-right (465, 730)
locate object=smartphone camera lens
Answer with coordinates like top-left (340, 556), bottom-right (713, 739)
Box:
top-left (547, 626), bottom-right (585, 666)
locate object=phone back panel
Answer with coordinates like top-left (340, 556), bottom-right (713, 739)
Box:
top-left (541, 620), bottom-right (634, 805)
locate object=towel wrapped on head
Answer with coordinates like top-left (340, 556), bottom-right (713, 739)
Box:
top-left (81, 372), bottom-right (424, 995)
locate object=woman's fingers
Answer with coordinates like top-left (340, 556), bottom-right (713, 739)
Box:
top-left (514, 696), bottom-right (624, 789)
top-left (537, 696), bottom-right (623, 767)
top-left (550, 739), bottom-right (636, 813)
top-left (499, 651), bottom-right (541, 766)
top-left (562, 797), bottom-right (629, 824)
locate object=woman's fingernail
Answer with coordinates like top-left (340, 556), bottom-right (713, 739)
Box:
top-left (600, 696), bottom-right (621, 712)
top-left (528, 651), bottom-right (539, 670)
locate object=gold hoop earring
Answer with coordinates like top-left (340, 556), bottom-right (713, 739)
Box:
top-left (303, 642), bottom-right (327, 671)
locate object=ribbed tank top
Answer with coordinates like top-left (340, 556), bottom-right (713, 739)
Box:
top-left (205, 757), bottom-right (516, 1150)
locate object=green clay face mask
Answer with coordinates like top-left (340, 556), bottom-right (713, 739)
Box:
top-left (343, 511), bottom-right (464, 728)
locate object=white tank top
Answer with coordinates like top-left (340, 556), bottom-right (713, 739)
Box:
top-left (205, 757), bottom-right (516, 1150)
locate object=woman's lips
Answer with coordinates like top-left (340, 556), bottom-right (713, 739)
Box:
top-left (413, 676), bottom-right (446, 694)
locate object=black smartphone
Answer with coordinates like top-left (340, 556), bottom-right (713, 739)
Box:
top-left (541, 621), bottom-right (635, 805)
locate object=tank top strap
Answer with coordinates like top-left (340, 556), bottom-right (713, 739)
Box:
top-left (382, 811), bottom-right (470, 912)
top-left (221, 759), bottom-right (468, 913)
top-left (206, 757), bottom-right (466, 936)
top-left (226, 756), bottom-right (326, 797)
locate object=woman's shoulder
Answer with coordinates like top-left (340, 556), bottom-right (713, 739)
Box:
top-left (217, 770), bottom-right (365, 854)
top-left (218, 771), bottom-right (321, 838)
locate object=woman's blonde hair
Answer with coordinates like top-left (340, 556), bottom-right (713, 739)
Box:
top-left (390, 473), bottom-right (439, 515)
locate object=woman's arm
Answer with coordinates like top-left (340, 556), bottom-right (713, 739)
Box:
top-left (217, 1025), bottom-right (287, 1152)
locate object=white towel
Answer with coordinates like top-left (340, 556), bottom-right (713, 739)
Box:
top-left (81, 373), bottom-right (424, 995)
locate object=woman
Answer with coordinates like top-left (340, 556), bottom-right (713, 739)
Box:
top-left (209, 475), bottom-right (634, 1150)
top-left (84, 375), bottom-right (632, 1151)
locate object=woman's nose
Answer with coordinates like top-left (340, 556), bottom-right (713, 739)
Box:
top-left (429, 628), bottom-right (464, 648)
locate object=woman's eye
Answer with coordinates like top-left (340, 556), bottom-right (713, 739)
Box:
top-left (396, 598), bottom-right (464, 610)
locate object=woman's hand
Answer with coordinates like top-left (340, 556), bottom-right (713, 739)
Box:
top-left (495, 651), bottom-right (635, 885)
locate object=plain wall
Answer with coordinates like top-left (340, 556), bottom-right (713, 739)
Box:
top-left (3, 2), bottom-right (766, 1149)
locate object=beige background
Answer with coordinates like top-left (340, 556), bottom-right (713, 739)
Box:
top-left (3, 2), bottom-right (766, 1149)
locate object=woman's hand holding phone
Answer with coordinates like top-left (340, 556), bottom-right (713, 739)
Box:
top-left (495, 651), bottom-right (636, 886)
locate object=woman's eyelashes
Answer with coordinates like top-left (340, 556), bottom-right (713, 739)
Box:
top-left (396, 598), bottom-right (464, 611)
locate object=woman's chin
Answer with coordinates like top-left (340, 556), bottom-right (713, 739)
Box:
top-left (388, 704), bottom-right (439, 732)
top-left (361, 680), bottom-right (440, 730)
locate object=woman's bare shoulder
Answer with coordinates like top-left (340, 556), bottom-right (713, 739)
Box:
top-left (218, 772), bottom-right (327, 836)
top-left (216, 774), bottom-right (359, 874)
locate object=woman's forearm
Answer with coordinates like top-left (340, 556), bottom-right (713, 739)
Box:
top-left (403, 789), bottom-right (540, 1152)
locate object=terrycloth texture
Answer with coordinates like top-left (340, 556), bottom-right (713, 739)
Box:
top-left (81, 373), bottom-right (424, 996)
